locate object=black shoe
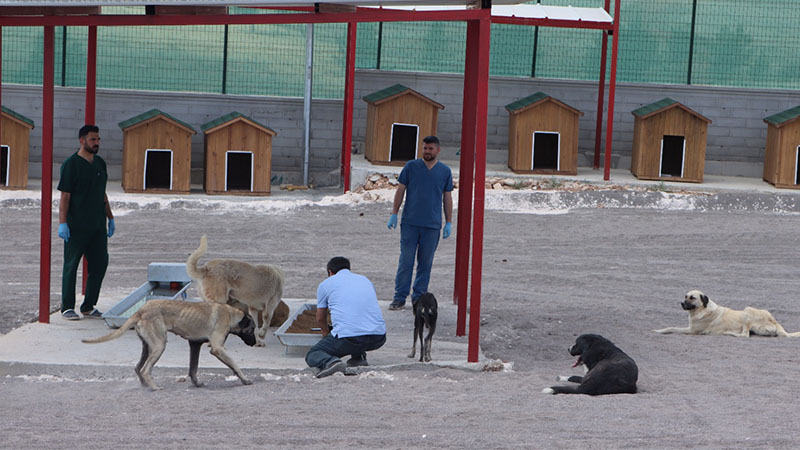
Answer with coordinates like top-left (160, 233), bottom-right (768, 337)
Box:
top-left (82, 309), bottom-right (103, 319)
top-left (347, 357), bottom-right (369, 367)
top-left (316, 360), bottom-right (346, 378)
top-left (388, 301), bottom-right (405, 311)
top-left (62, 309), bottom-right (80, 321)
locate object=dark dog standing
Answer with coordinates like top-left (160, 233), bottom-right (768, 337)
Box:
top-left (408, 292), bottom-right (438, 362)
top-left (543, 334), bottom-right (638, 395)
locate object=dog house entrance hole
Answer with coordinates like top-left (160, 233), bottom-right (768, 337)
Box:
top-left (143, 149), bottom-right (173, 190)
top-left (660, 135), bottom-right (685, 178)
top-left (532, 131), bottom-right (560, 171)
top-left (389, 123), bottom-right (419, 162)
top-left (0, 145), bottom-right (8, 186)
top-left (225, 151), bottom-right (253, 192)
top-left (795, 146), bottom-right (800, 186)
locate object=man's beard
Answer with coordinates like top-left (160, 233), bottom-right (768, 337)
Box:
top-left (422, 153), bottom-right (434, 161)
top-left (84, 145), bottom-right (99, 154)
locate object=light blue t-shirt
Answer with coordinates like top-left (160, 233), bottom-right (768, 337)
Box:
top-left (398, 159), bottom-right (453, 230)
top-left (316, 269), bottom-right (387, 338)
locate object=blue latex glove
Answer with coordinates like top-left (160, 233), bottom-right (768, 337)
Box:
top-left (107, 218), bottom-right (115, 238)
top-left (443, 222), bottom-right (452, 239)
top-left (387, 214), bottom-right (398, 230)
top-left (58, 223), bottom-right (70, 242)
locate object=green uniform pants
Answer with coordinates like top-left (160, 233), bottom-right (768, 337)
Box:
top-left (61, 229), bottom-right (108, 313)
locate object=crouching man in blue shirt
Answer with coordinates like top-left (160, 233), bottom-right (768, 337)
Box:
top-left (306, 257), bottom-right (387, 378)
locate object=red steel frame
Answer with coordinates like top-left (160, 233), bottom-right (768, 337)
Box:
top-left (81, 26), bottom-right (98, 295)
top-left (39, 26), bottom-right (55, 323)
top-left (453, 19), bottom-right (479, 336)
top-left (2, 3), bottom-right (620, 363)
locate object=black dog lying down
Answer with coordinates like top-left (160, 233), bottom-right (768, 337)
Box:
top-left (542, 334), bottom-right (638, 395)
top-left (408, 292), bottom-right (438, 362)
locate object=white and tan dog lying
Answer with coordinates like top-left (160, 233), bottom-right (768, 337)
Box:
top-left (654, 289), bottom-right (800, 337)
top-left (187, 235), bottom-right (284, 346)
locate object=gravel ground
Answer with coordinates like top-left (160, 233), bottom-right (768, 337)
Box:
top-left (2, 185), bottom-right (800, 449)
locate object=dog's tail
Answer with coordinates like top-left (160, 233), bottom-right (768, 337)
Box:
top-left (186, 235), bottom-right (208, 281)
top-left (81, 312), bottom-right (139, 344)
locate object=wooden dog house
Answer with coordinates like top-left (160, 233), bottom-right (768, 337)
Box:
top-left (0, 106), bottom-right (35, 189)
top-left (763, 106), bottom-right (800, 189)
top-left (201, 112), bottom-right (277, 196)
top-left (119, 109), bottom-right (196, 194)
top-left (630, 98), bottom-right (711, 183)
top-left (505, 92), bottom-right (583, 175)
top-left (362, 84), bottom-right (444, 166)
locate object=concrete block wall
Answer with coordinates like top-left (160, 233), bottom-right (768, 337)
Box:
top-left (4, 85), bottom-right (344, 187)
top-left (7, 70), bottom-right (800, 186)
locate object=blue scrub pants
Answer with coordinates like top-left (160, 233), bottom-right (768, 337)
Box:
top-left (393, 223), bottom-right (440, 305)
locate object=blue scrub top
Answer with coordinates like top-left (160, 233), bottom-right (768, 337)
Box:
top-left (398, 159), bottom-right (453, 229)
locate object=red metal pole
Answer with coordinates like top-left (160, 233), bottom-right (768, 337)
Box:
top-left (82, 25), bottom-right (97, 295)
top-left (602, 0), bottom-right (621, 181)
top-left (85, 26), bottom-right (97, 123)
top-left (593, 0), bottom-right (610, 169)
top-left (39, 26), bottom-right (55, 323)
top-left (455, 19), bottom-right (478, 335)
top-left (341, 21), bottom-right (356, 193)
top-left (0, 27), bottom-right (3, 160)
top-left (467, 16), bottom-right (490, 363)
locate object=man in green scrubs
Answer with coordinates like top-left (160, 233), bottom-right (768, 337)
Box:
top-left (57, 125), bottom-right (115, 320)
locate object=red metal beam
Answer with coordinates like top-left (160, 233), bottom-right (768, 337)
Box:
top-left (593, 0), bottom-right (610, 169)
top-left (467, 16), bottom-right (490, 363)
top-left (39, 25), bottom-right (55, 324)
top-left (455, 19), bottom-right (478, 335)
top-left (81, 25), bottom-right (97, 295)
top-left (341, 21), bottom-right (356, 193)
top-left (85, 26), bottom-right (97, 124)
top-left (602, 0), bottom-right (620, 181)
top-left (0, 10), bottom-right (488, 27)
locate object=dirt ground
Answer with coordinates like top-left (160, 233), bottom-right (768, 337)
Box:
top-left (2, 185), bottom-right (800, 449)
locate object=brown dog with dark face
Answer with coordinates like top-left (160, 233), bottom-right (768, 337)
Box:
top-left (83, 300), bottom-right (256, 390)
top-left (654, 289), bottom-right (800, 337)
top-left (187, 235), bottom-right (284, 347)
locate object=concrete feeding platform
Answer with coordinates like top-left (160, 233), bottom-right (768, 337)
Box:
top-left (0, 297), bottom-right (496, 374)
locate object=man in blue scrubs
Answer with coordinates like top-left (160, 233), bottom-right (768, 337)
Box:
top-left (387, 135), bottom-right (453, 310)
top-left (306, 257), bottom-right (387, 378)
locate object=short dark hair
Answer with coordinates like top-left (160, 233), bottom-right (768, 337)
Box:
top-left (326, 257), bottom-right (350, 274)
top-left (422, 135), bottom-right (440, 146)
top-left (79, 125), bottom-right (99, 138)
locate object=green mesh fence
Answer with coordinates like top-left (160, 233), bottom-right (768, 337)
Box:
top-left (2, 1), bottom-right (800, 98)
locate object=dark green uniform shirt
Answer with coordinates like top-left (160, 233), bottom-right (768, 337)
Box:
top-left (57, 152), bottom-right (108, 232)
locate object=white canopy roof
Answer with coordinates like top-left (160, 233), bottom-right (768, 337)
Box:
top-left (0, 0), bottom-right (612, 19)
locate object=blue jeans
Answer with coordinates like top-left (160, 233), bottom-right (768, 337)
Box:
top-left (393, 224), bottom-right (440, 304)
top-left (305, 334), bottom-right (387, 369)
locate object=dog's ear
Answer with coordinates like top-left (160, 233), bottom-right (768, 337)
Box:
top-left (700, 294), bottom-right (709, 307)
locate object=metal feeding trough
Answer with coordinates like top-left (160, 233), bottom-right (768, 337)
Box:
top-left (103, 262), bottom-right (193, 328)
top-left (274, 303), bottom-right (323, 353)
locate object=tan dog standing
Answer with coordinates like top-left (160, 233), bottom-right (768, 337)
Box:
top-left (187, 235), bottom-right (284, 346)
top-left (82, 300), bottom-right (256, 390)
top-left (654, 289), bottom-right (800, 337)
